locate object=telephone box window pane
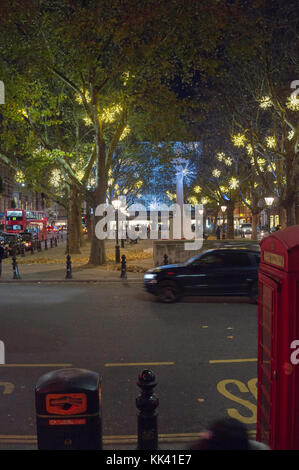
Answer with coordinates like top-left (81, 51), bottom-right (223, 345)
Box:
top-left (262, 366), bottom-right (271, 395)
top-left (260, 406), bottom-right (270, 443)
top-left (261, 385), bottom-right (270, 415)
top-left (262, 325), bottom-right (272, 353)
top-left (261, 352), bottom-right (271, 377)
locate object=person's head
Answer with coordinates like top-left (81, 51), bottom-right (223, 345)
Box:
top-left (191, 418), bottom-right (250, 450)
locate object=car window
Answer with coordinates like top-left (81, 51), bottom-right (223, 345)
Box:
top-left (224, 252), bottom-right (252, 267)
top-left (196, 253), bottom-right (226, 268)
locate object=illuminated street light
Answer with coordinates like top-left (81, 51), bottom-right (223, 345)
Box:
top-left (221, 205), bottom-right (227, 239)
top-left (264, 197), bottom-right (274, 232)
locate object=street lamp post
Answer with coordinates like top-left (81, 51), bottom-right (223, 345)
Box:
top-left (112, 198), bottom-right (122, 263)
top-left (264, 197), bottom-right (274, 233)
top-left (221, 205), bottom-right (227, 239)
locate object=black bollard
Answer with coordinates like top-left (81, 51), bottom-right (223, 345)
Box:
top-left (136, 370), bottom-right (159, 450)
top-left (44, 239), bottom-right (48, 250)
top-left (66, 254), bottom-right (72, 279)
top-left (120, 254), bottom-right (127, 279)
top-left (163, 254), bottom-right (168, 265)
top-left (12, 253), bottom-right (21, 280)
top-left (31, 243), bottom-right (34, 254)
top-left (50, 238), bottom-right (53, 249)
top-left (121, 238), bottom-right (125, 248)
top-left (38, 240), bottom-right (42, 252)
top-left (21, 244), bottom-right (25, 257)
top-left (55, 237), bottom-right (58, 247)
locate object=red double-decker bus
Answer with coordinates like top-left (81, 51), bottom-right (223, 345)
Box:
top-left (4, 209), bottom-right (48, 240)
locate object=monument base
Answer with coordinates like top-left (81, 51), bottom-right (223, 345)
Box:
top-left (153, 239), bottom-right (260, 266)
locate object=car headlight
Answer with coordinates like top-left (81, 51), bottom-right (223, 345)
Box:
top-left (144, 273), bottom-right (158, 280)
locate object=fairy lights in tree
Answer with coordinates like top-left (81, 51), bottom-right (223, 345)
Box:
top-left (212, 168), bottom-right (221, 178)
top-left (259, 96), bottom-right (272, 109)
top-left (216, 152), bottom-right (225, 161)
top-left (224, 157), bottom-right (233, 166)
top-left (50, 169), bottom-right (62, 188)
top-left (76, 170), bottom-right (84, 181)
top-left (265, 136), bottom-right (276, 149)
top-left (102, 104), bottom-right (123, 123)
top-left (193, 185), bottom-right (202, 194)
top-left (135, 180), bottom-right (143, 189)
top-left (246, 144), bottom-right (253, 155)
top-left (288, 130), bottom-right (295, 140)
top-left (83, 116), bottom-right (92, 126)
top-left (229, 177), bottom-right (239, 189)
top-left (15, 170), bottom-right (25, 183)
top-left (75, 90), bottom-right (91, 104)
top-left (166, 190), bottom-right (176, 200)
top-left (286, 94), bottom-right (299, 111)
top-left (119, 125), bottom-right (131, 141)
top-left (232, 133), bottom-right (246, 147)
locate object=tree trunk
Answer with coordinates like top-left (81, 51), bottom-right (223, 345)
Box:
top-left (88, 135), bottom-right (107, 265)
top-left (86, 201), bottom-right (92, 242)
top-left (286, 201), bottom-right (296, 226)
top-left (226, 200), bottom-right (234, 239)
top-left (280, 206), bottom-right (287, 229)
top-left (66, 184), bottom-right (82, 254)
top-left (251, 212), bottom-right (258, 240)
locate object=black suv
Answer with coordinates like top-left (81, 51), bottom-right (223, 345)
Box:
top-left (144, 247), bottom-right (260, 303)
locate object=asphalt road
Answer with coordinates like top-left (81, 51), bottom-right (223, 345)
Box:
top-left (0, 283), bottom-right (258, 447)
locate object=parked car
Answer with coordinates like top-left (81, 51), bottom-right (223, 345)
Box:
top-left (0, 237), bottom-right (9, 258)
top-left (18, 231), bottom-right (38, 251)
top-left (144, 247), bottom-right (260, 303)
top-left (240, 223), bottom-right (252, 237)
top-left (1, 232), bottom-right (23, 255)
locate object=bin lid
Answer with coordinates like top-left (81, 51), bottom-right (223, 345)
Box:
top-left (260, 225), bottom-right (299, 272)
top-left (35, 369), bottom-right (101, 415)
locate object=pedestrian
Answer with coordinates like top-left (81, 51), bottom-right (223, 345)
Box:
top-left (0, 244), bottom-right (4, 278)
top-left (216, 225), bottom-right (221, 240)
top-left (188, 417), bottom-right (270, 450)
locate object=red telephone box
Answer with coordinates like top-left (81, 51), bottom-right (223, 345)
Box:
top-left (257, 225), bottom-right (299, 449)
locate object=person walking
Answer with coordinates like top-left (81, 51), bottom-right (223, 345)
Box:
top-left (188, 417), bottom-right (270, 450)
top-left (216, 225), bottom-right (221, 240)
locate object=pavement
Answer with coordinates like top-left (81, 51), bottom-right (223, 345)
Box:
top-left (0, 238), bottom-right (153, 282)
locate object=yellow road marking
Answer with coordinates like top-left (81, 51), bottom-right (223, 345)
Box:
top-left (0, 364), bottom-right (72, 368)
top-left (217, 379), bottom-right (257, 424)
top-left (105, 362), bottom-right (175, 367)
top-left (0, 432), bottom-right (209, 445)
top-left (0, 382), bottom-right (14, 394)
top-left (209, 358), bottom-right (257, 364)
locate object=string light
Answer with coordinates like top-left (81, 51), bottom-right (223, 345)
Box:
top-left (266, 136), bottom-right (276, 149)
top-left (193, 185), bottom-right (202, 194)
top-left (229, 177), bottom-right (239, 189)
top-left (259, 96), bottom-right (272, 109)
top-left (119, 125), bottom-right (131, 141)
top-left (188, 196), bottom-right (198, 205)
top-left (246, 144), bottom-right (253, 155)
top-left (286, 95), bottom-right (299, 111)
top-left (216, 152), bottom-right (225, 161)
top-left (50, 169), bottom-right (62, 188)
top-left (15, 170), bottom-right (25, 183)
top-left (75, 90), bottom-right (91, 104)
top-left (212, 168), bottom-right (221, 178)
top-left (232, 133), bottom-right (246, 147)
top-left (224, 157), bottom-right (233, 166)
top-left (288, 130), bottom-right (295, 140)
